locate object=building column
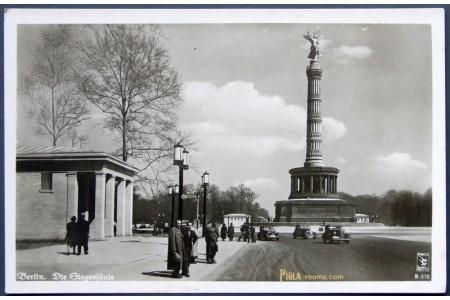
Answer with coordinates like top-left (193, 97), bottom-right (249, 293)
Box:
top-left (125, 180), bottom-right (134, 236)
top-left (116, 178), bottom-right (126, 237)
top-left (105, 175), bottom-right (116, 237)
top-left (334, 176), bottom-right (338, 193)
top-left (91, 171), bottom-right (106, 240)
top-left (319, 176), bottom-right (323, 193)
top-left (66, 172), bottom-right (78, 220)
top-left (310, 175), bottom-right (314, 193)
top-left (327, 176), bottom-right (330, 193)
top-left (301, 177), bottom-right (305, 194)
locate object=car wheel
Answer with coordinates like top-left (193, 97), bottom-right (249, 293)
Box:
top-left (345, 241), bottom-right (350, 244)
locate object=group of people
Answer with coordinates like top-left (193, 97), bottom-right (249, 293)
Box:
top-left (167, 220), bottom-right (200, 278)
top-left (219, 223), bottom-right (235, 241)
top-left (237, 223), bottom-right (256, 243)
top-left (168, 220), bottom-right (222, 278)
top-left (64, 214), bottom-right (90, 255)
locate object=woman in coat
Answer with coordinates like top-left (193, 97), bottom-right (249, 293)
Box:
top-left (220, 224), bottom-right (227, 241)
top-left (65, 216), bottom-right (78, 255)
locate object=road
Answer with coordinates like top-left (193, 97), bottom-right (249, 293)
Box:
top-left (208, 233), bottom-right (432, 281)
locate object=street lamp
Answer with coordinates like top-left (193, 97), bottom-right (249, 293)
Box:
top-left (174, 144), bottom-right (189, 222)
top-left (168, 184), bottom-right (179, 227)
top-left (202, 171), bottom-right (209, 237)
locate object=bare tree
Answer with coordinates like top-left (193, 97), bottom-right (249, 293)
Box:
top-left (77, 24), bottom-right (183, 193)
top-left (67, 128), bottom-right (89, 148)
top-left (19, 25), bottom-right (89, 146)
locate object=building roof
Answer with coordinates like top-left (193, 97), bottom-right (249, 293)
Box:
top-left (355, 213), bottom-right (370, 217)
top-left (17, 146), bottom-right (96, 155)
top-left (16, 146), bottom-right (139, 178)
top-left (224, 213), bottom-right (251, 218)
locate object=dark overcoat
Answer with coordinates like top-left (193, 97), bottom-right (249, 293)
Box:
top-left (77, 218), bottom-right (90, 244)
top-left (167, 226), bottom-right (184, 270)
top-left (227, 225), bottom-right (235, 239)
top-left (220, 225), bottom-right (227, 240)
top-left (205, 226), bottom-right (218, 256)
top-left (65, 221), bottom-right (78, 247)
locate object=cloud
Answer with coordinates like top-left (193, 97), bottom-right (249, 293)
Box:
top-left (332, 45), bottom-right (373, 63)
top-left (374, 152), bottom-right (427, 174)
top-left (238, 177), bottom-right (280, 191)
top-left (323, 117), bottom-right (347, 142)
top-left (180, 80), bottom-right (310, 157)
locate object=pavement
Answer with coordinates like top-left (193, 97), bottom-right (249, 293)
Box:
top-left (14, 226), bottom-right (432, 283)
top-left (15, 233), bottom-right (251, 282)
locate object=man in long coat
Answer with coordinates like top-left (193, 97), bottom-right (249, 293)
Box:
top-left (227, 223), bottom-right (235, 241)
top-left (167, 220), bottom-right (184, 278)
top-left (77, 213), bottom-right (90, 255)
top-left (204, 221), bottom-right (218, 264)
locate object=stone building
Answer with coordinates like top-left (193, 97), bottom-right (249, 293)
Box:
top-left (16, 146), bottom-right (139, 241)
top-left (274, 31), bottom-right (355, 222)
top-left (223, 213), bottom-right (251, 229)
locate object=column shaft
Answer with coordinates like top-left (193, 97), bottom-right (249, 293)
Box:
top-left (116, 179), bottom-right (126, 237)
top-left (91, 172), bottom-right (106, 240)
top-left (105, 175), bottom-right (116, 237)
top-left (125, 181), bottom-right (134, 236)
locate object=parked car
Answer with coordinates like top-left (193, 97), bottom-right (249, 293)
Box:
top-left (293, 225), bottom-right (316, 239)
top-left (257, 226), bottom-right (279, 241)
top-left (321, 225), bottom-right (351, 244)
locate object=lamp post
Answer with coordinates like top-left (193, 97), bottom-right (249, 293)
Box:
top-left (174, 144), bottom-right (189, 222)
top-left (168, 185), bottom-right (179, 227)
top-left (202, 171), bottom-right (209, 237)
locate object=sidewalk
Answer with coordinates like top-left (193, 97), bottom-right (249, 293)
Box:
top-left (15, 234), bottom-right (251, 282)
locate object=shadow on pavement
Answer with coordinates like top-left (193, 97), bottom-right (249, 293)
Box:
top-left (142, 270), bottom-right (173, 278)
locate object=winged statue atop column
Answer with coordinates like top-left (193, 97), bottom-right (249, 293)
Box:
top-left (303, 29), bottom-right (321, 60)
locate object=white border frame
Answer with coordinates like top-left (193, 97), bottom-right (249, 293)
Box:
top-left (4, 7), bottom-right (446, 294)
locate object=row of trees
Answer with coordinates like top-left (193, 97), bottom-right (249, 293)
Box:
top-left (20, 24), bottom-right (184, 195)
top-left (342, 188), bottom-right (432, 226)
top-left (133, 183), bottom-right (271, 226)
top-left (134, 186), bottom-right (432, 227)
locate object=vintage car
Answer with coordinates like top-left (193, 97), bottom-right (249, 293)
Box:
top-left (257, 226), bottom-right (279, 241)
top-left (293, 226), bottom-right (316, 239)
top-left (321, 225), bottom-right (351, 244)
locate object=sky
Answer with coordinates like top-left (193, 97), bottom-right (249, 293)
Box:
top-left (15, 20), bottom-right (435, 217)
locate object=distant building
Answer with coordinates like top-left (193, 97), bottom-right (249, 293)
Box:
top-left (223, 213), bottom-right (251, 228)
top-left (355, 213), bottom-right (370, 223)
top-left (16, 146), bottom-right (139, 241)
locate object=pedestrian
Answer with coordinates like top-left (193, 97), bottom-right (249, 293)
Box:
top-left (220, 223), bottom-right (227, 241)
top-left (249, 225), bottom-right (256, 243)
top-left (168, 220), bottom-right (185, 278)
top-left (243, 224), bottom-right (249, 242)
top-left (188, 222), bottom-right (199, 264)
top-left (181, 222), bottom-right (198, 277)
top-left (227, 223), bottom-right (235, 241)
top-left (77, 213), bottom-right (90, 255)
top-left (204, 221), bottom-right (218, 264)
top-left (237, 223), bottom-right (246, 242)
top-left (65, 216), bottom-right (78, 255)
top-left (113, 221), bottom-right (117, 237)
